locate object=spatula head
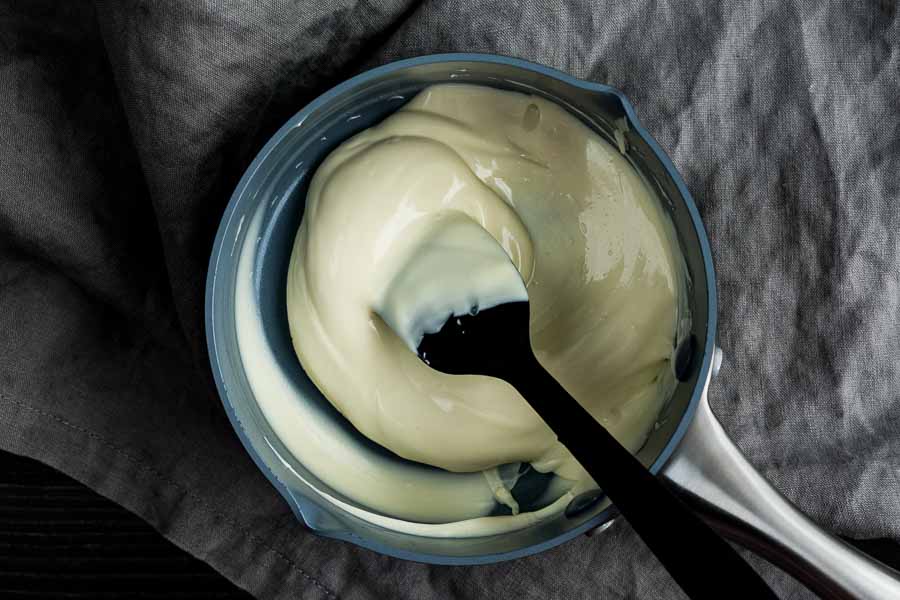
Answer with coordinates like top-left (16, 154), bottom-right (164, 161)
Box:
top-left (416, 301), bottom-right (532, 378)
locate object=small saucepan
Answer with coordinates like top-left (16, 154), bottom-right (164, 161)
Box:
top-left (206, 54), bottom-right (900, 598)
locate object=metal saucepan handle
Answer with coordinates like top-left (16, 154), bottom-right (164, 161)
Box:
top-left (661, 377), bottom-right (900, 599)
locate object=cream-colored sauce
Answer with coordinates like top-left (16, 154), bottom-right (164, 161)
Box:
top-left (236, 209), bottom-right (572, 535)
top-left (374, 211), bottom-right (529, 353)
top-left (239, 83), bottom-right (688, 535)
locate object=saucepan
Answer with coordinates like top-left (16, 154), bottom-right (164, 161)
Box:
top-left (205, 54), bottom-right (900, 598)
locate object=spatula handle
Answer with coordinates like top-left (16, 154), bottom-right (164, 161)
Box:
top-left (504, 351), bottom-right (778, 600)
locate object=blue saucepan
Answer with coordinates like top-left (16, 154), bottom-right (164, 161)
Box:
top-left (206, 54), bottom-right (900, 598)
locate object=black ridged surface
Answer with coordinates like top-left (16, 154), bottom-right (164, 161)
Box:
top-left (0, 451), bottom-right (251, 599)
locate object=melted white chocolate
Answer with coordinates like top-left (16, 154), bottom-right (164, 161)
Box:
top-left (240, 84), bottom-right (688, 534)
top-left (374, 211), bottom-right (528, 353)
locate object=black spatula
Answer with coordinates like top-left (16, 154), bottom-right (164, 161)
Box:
top-left (416, 301), bottom-right (777, 600)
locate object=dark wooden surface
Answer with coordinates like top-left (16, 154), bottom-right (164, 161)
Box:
top-left (3, 449), bottom-right (900, 598)
top-left (0, 450), bottom-right (251, 599)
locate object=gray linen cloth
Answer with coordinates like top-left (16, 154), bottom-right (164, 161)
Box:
top-left (1, 1), bottom-right (898, 598)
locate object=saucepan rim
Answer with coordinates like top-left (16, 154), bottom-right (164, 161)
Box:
top-left (205, 52), bottom-right (718, 564)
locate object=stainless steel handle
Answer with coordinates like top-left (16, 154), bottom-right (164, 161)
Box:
top-left (660, 380), bottom-right (900, 599)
